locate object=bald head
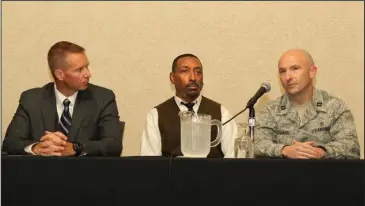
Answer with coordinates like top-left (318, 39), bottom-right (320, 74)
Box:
top-left (277, 48), bottom-right (317, 102)
top-left (278, 49), bottom-right (314, 68)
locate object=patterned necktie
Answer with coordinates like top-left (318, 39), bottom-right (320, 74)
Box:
top-left (59, 99), bottom-right (72, 136)
top-left (181, 102), bottom-right (195, 112)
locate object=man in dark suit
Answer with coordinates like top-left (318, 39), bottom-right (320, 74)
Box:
top-left (2, 41), bottom-right (122, 156)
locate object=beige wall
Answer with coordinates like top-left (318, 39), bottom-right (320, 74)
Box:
top-left (2, 2), bottom-right (364, 158)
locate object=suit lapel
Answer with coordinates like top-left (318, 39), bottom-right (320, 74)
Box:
top-left (67, 89), bottom-right (91, 142)
top-left (41, 83), bottom-right (57, 132)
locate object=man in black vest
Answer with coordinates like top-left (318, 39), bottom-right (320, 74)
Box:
top-left (140, 53), bottom-right (237, 158)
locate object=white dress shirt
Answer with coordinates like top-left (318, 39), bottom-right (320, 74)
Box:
top-left (24, 84), bottom-right (78, 154)
top-left (140, 95), bottom-right (237, 158)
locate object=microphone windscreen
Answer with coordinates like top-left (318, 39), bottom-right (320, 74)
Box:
top-left (262, 82), bottom-right (271, 92)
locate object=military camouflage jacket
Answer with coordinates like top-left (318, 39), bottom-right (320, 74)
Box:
top-left (254, 88), bottom-right (360, 159)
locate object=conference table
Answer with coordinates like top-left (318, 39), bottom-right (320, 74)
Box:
top-left (2, 155), bottom-right (364, 206)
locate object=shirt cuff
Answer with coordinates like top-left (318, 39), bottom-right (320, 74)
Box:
top-left (275, 144), bottom-right (287, 158)
top-left (24, 143), bottom-right (38, 155)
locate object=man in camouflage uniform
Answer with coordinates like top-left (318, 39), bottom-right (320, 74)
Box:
top-left (254, 49), bottom-right (360, 159)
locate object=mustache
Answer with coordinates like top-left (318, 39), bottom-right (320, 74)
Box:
top-left (186, 81), bottom-right (203, 88)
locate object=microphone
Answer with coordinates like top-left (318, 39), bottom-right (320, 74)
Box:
top-left (222, 82), bottom-right (271, 126)
top-left (245, 82), bottom-right (271, 108)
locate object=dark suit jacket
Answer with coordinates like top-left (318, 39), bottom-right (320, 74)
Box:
top-left (2, 82), bottom-right (123, 156)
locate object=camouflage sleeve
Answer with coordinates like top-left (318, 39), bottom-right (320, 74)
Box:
top-left (320, 102), bottom-right (360, 159)
top-left (254, 106), bottom-right (287, 157)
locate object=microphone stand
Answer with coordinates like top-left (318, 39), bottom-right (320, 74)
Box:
top-left (223, 104), bottom-right (256, 142)
top-left (248, 106), bottom-right (255, 142)
top-left (247, 106), bottom-right (255, 158)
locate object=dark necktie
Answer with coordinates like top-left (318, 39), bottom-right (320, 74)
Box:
top-left (181, 102), bottom-right (195, 112)
top-left (59, 99), bottom-right (72, 136)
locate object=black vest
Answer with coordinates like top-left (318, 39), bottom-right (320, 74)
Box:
top-left (156, 96), bottom-right (224, 158)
